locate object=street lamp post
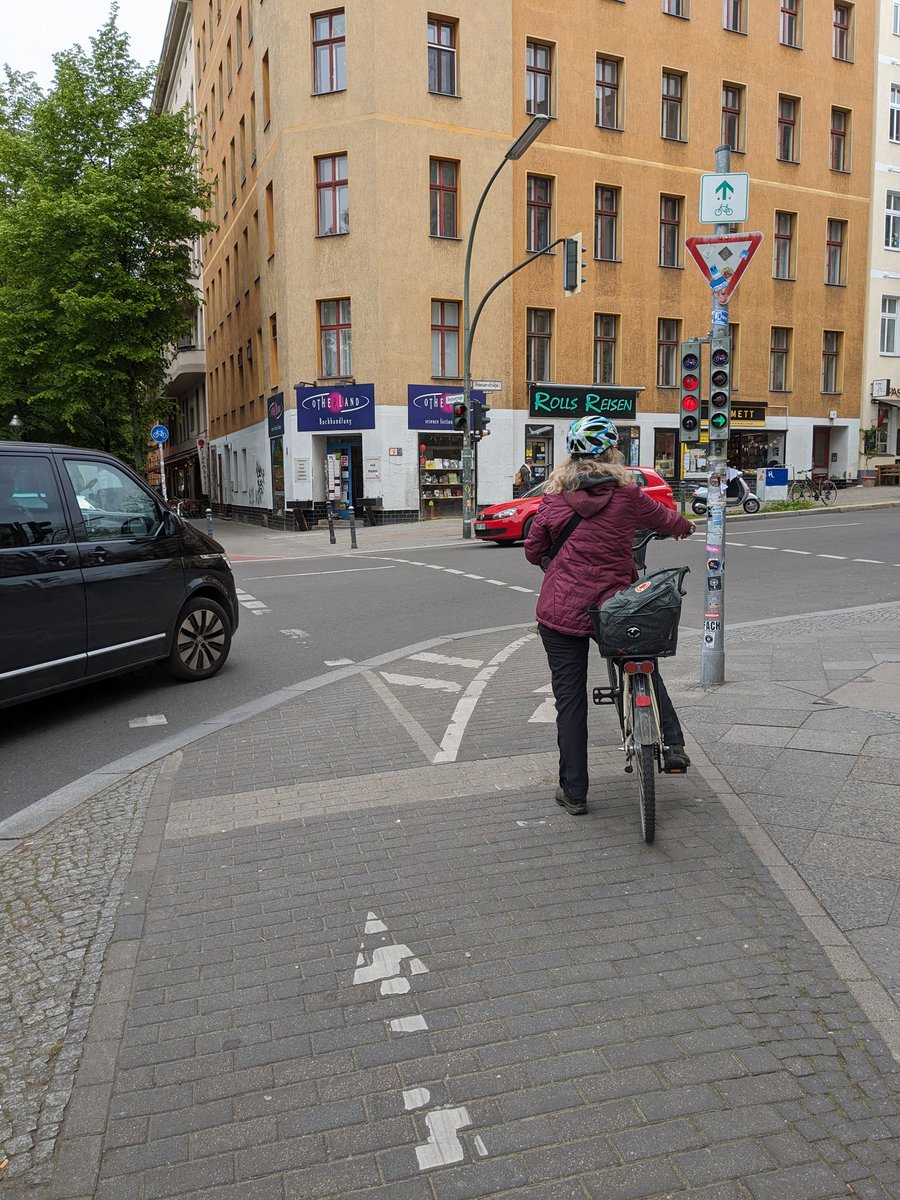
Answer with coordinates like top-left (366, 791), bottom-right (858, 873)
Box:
top-left (8, 415), bottom-right (24, 441)
top-left (461, 113), bottom-right (550, 539)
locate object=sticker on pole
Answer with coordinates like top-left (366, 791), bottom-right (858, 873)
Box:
top-left (685, 233), bottom-right (763, 303)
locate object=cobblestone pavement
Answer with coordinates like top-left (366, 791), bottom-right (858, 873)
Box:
top-left (2, 606), bottom-right (898, 1198)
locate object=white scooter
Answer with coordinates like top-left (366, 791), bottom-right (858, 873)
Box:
top-left (691, 478), bottom-right (761, 516)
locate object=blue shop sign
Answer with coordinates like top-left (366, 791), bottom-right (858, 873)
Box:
top-left (407, 385), bottom-right (486, 430)
top-left (296, 384), bottom-right (376, 431)
top-left (267, 392), bottom-right (285, 439)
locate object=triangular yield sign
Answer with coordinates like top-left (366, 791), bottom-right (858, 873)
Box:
top-left (685, 232), bottom-right (764, 303)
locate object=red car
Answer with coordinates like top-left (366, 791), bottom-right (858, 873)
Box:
top-left (474, 467), bottom-right (677, 544)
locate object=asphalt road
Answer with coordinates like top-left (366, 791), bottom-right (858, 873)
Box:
top-left (1, 507), bottom-right (897, 822)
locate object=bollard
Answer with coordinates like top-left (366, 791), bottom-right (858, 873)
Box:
top-left (348, 505), bottom-right (358, 549)
top-left (326, 500), bottom-right (336, 545)
top-left (206, 507), bottom-right (213, 537)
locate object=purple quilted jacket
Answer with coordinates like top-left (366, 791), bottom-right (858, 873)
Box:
top-left (523, 477), bottom-right (692, 636)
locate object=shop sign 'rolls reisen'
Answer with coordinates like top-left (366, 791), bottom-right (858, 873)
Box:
top-left (296, 384), bottom-right (376, 431)
top-left (528, 384), bottom-right (641, 420)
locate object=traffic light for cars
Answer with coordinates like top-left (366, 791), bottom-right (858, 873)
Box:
top-left (679, 339), bottom-right (702, 445)
top-left (451, 398), bottom-right (468, 432)
top-left (708, 335), bottom-right (732, 443)
top-left (472, 398), bottom-right (492, 436)
top-left (563, 233), bottom-right (586, 295)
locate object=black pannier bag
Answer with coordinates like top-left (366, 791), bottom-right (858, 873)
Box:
top-left (590, 565), bottom-right (690, 659)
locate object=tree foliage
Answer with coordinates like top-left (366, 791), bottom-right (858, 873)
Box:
top-left (0, 7), bottom-right (212, 467)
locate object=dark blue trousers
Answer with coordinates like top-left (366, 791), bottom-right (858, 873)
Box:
top-left (538, 624), bottom-right (684, 803)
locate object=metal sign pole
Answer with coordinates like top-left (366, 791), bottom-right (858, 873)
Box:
top-left (159, 442), bottom-right (167, 501)
top-left (700, 144), bottom-right (731, 687)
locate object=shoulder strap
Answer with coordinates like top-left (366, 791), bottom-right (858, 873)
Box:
top-left (543, 511), bottom-right (583, 566)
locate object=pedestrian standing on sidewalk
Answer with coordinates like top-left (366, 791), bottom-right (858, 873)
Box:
top-left (524, 416), bottom-right (695, 816)
top-left (514, 460), bottom-right (532, 498)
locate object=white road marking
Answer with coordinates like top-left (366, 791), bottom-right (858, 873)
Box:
top-left (128, 715), bottom-right (167, 728)
top-left (243, 565), bottom-right (396, 580)
top-left (280, 628), bottom-right (309, 640)
top-left (416, 1107), bottom-right (474, 1170)
top-left (381, 977), bottom-right (411, 995)
top-left (749, 545), bottom-right (778, 550)
top-left (410, 652), bottom-right (484, 668)
top-left (529, 696), bottom-right (556, 724)
top-left (324, 657), bottom-right (355, 666)
top-left (509, 585), bottom-right (534, 593)
top-left (729, 541), bottom-right (745, 546)
top-left (474, 1137), bottom-right (489, 1157)
top-left (817, 554), bottom-right (847, 560)
top-left (364, 912), bottom-right (387, 934)
top-left (404, 1088), bottom-right (431, 1110)
top-left (363, 672), bottom-right (444, 760)
top-left (234, 589), bottom-right (271, 614)
top-left (463, 573), bottom-right (483, 580)
top-left (781, 549), bottom-right (811, 555)
top-left (534, 683), bottom-right (553, 693)
top-left (853, 558), bottom-right (885, 564)
top-left (745, 521), bottom-right (860, 532)
top-left (390, 1015), bottom-right (428, 1033)
top-left (484, 579), bottom-right (506, 586)
top-left (353, 944), bottom-right (427, 986)
top-left (434, 632), bottom-right (536, 764)
top-left (443, 568), bottom-right (466, 575)
top-left (380, 672), bottom-right (462, 693)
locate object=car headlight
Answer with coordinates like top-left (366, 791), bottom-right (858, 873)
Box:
top-left (491, 507), bottom-right (520, 519)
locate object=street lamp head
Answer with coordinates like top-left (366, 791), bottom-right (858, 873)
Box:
top-left (505, 113), bottom-right (550, 161)
top-left (9, 414), bottom-right (23, 439)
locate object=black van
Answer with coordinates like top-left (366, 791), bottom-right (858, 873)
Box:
top-left (0, 442), bottom-right (239, 708)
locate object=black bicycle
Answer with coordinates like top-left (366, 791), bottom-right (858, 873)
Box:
top-left (590, 532), bottom-right (689, 844)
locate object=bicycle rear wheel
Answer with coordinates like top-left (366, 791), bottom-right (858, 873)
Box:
top-left (635, 743), bottom-right (656, 844)
top-left (820, 480), bottom-right (838, 505)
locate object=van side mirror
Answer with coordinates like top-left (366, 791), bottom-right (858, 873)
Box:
top-left (160, 510), bottom-right (181, 537)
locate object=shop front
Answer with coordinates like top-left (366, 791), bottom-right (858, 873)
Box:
top-left (267, 393), bottom-right (286, 517)
top-left (679, 401), bottom-right (784, 478)
top-left (527, 383), bottom-right (642, 475)
top-left (296, 383), bottom-right (375, 517)
top-left (408, 385), bottom-right (485, 517)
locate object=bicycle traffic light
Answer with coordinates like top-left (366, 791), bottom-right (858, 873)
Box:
top-left (472, 398), bottom-right (491, 437)
top-left (563, 233), bottom-right (586, 295)
top-left (451, 397), bottom-right (468, 432)
top-left (679, 339), bottom-right (702, 445)
top-left (708, 335), bottom-right (732, 442)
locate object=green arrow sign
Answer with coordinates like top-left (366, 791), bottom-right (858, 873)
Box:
top-left (715, 180), bottom-right (734, 200)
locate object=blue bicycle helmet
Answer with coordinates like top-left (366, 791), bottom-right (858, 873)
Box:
top-left (566, 415), bottom-right (619, 457)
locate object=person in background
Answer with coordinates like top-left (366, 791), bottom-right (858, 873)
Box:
top-left (514, 460), bottom-right (532, 497)
top-left (524, 416), bottom-right (695, 816)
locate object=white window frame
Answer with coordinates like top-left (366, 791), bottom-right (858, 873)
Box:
top-left (891, 84), bottom-right (900, 143)
top-left (881, 295), bottom-right (900, 356)
top-left (886, 192), bottom-right (900, 251)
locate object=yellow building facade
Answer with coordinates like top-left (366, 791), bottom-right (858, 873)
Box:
top-left (193, 0), bottom-right (874, 523)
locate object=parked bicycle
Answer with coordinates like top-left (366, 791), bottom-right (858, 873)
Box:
top-left (590, 531), bottom-right (690, 843)
top-left (789, 470), bottom-right (837, 506)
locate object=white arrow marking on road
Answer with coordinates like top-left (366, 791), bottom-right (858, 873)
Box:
top-left (280, 629), bottom-right (309, 640)
top-left (390, 1015), bottom-right (428, 1032)
top-left (128, 715), bottom-right (167, 728)
top-left (381, 977), bottom-right (411, 995)
top-left (529, 697), bottom-right (556, 724)
top-left (410, 652), bottom-right (484, 668)
top-left (380, 673), bottom-right (461, 693)
top-left (404, 1088), bottom-right (431, 1110)
top-left (364, 912), bottom-right (387, 933)
top-left (416, 1108), bottom-right (474, 1170)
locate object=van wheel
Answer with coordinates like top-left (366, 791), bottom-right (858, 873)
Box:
top-left (166, 597), bottom-right (232, 681)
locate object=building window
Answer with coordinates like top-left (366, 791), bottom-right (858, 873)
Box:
top-left (723, 0), bottom-right (745, 32)
top-left (315, 153), bottom-right (349, 236)
top-left (833, 4), bottom-right (852, 61)
top-left (236, 9), bottom-right (243, 69)
top-left (526, 308), bottom-right (552, 381)
top-left (830, 108), bottom-right (849, 171)
top-left (777, 95), bottom-right (798, 162)
top-left (313, 9), bottom-right (346, 94)
top-left (320, 298), bottom-right (352, 377)
top-left (657, 319), bottom-right (679, 387)
top-left (894, 0), bottom-right (900, 35)
top-left (265, 181), bottom-right (275, 255)
top-left (594, 314), bottom-right (618, 384)
top-left (722, 83), bottom-right (744, 151)
top-left (661, 72), bottom-right (685, 140)
top-left (770, 326), bottom-right (791, 391)
top-left (659, 195), bottom-right (682, 267)
top-left (881, 296), bottom-right (900, 354)
top-left (269, 313), bottom-right (279, 383)
top-left (825, 219), bottom-right (846, 285)
top-left (774, 211), bottom-right (795, 279)
top-left (226, 38), bottom-right (233, 93)
top-left (594, 185), bottom-right (619, 261)
top-left (429, 158), bottom-right (458, 238)
top-left (891, 85), bottom-right (900, 143)
top-left (250, 93), bottom-right (257, 163)
top-left (526, 41), bottom-right (553, 116)
top-left (427, 17), bottom-right (457, 96)
top-left (780, 0), bottom-right (800, 47)
top-left (885, 192), bottom-right (900, 250)
top-left (663, 0), bottom-right (686, 15)
top-left (261, 52), bottom-right (270, 125)
top-left (526, 175), bottom-right (552, 253)
top-left (431, 300), bottom-right (460, 377)
top-left (821, 330), bottom-right (841, 393)
top-left (596, 56), bottom-right (621, 129)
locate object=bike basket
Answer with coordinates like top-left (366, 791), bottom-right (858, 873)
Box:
top-left (590, 566), bottom-right (690, 659)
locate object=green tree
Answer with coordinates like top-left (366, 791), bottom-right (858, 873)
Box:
top-left (0, 7), bottom-right (212, 468)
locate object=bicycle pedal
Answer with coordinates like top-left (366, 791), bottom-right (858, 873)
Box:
top-left (592, 686), bottom-right (619, 706)
top-left (663, 764), bottom-right (687, 775)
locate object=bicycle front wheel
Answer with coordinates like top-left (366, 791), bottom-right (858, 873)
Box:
top-left (635, 743), bottom-right (656, 844)
top-left (789, 481), bottom-right (810, 503)
top-left (820, 480), bottom-right (838, 505)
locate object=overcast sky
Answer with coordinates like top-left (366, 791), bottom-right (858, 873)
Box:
top-left (4, 0), bottom-right (172, 88)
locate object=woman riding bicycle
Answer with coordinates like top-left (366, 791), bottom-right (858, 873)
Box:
top-left (524, 416), bottom-right (695, 816)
